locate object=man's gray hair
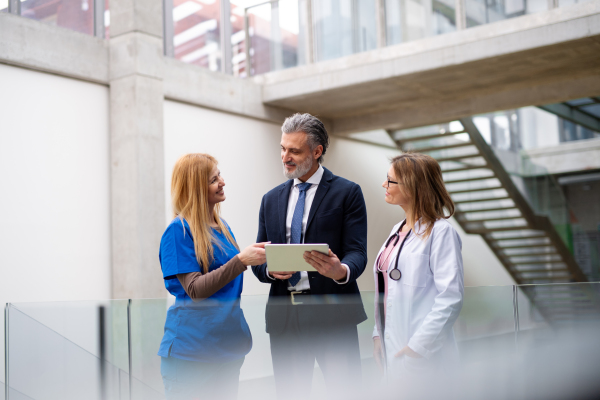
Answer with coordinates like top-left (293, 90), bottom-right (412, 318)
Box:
top-left (282, 113), bottom-right (329, 164)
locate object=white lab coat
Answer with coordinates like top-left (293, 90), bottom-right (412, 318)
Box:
top-left (373, 218), bottom-right (464, 376)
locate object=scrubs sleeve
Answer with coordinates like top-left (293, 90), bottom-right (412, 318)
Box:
top-left (407, 223), bottom-right (464, 359)
top-left (160, 222), bottom-right (202, 279)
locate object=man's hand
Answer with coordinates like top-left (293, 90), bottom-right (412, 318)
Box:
top-left (394, 345), bottom-right (422, 359)
top-left (269, 271), bottom-right (295, 280)
top-left (303, 249), bottom-right (346, 281)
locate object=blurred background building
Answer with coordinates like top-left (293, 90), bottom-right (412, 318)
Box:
top-left (1, 0), bottom-right (599, 398)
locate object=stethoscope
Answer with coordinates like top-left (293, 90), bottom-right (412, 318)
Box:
top-left (376, 220), bottom-right (412, 281)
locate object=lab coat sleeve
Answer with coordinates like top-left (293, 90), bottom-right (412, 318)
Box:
top-left (407, 223), bottom-right (464, 359)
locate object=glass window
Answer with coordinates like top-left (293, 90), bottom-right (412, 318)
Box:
top-left (104, 0), bottom-right (109, 39)
top-left (244, 0), bottom-right (300, 76)
top-left (20, 0), bottom-right (95, 35)
top-left (466, 0), bottom-right (547, 27)
top-left (385, 0), bottom-right (456, 45)
top-left (313, 0), bottom-right (377, 62)
top-left (173, 0), bottom-right (222, 71)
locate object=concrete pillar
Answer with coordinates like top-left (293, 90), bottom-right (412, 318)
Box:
top-left (109, 0), bottom-right (167, 299)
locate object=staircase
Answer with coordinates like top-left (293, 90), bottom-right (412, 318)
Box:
top-left (389, 117), bottom-right (599, 323)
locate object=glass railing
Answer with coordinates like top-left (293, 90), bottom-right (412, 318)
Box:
top-left (237, 0), bottom-right (587, 75)
top-left (6, 284), bottom-right (600, 398)
top-left (385, 0), bottom-right (457, 45)
top-left (312, 0), bottom-right (378, 62)
top-left (465, 0), bottom-right (548, 28)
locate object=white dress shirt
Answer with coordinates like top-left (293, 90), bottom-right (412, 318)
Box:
top-left (267, 165), bottom-right (350, 290)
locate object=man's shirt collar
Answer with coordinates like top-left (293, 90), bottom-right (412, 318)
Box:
top-left (294, 165), bottom-right (324, 187)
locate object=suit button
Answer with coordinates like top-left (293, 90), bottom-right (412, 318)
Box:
top-left (385, 333), bottom-right (390, 339)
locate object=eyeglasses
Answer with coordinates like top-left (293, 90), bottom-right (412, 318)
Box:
top-left (386, 175), bottom-right (399, 188)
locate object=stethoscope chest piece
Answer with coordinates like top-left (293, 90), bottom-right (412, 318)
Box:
top-left (389, 268), bottom-right (402, 281)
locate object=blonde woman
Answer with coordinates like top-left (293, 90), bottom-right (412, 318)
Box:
top-left (158, 154), bottom-right (267, 400)
top-left (373, 153), bottom-right (464, 377)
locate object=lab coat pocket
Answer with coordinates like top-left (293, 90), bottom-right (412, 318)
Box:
top-left (403, 355), bottom-right (430, 374)
top-left (401, 254), bottom-right (430, 288)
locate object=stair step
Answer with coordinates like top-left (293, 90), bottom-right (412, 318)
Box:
top-left (434, 154), bottom-right (483, 163)
top-left (395, 130), bottom-right (467, 143)
top-left (449, 185), bottom-right (504, 195)
top-left (516, 269), bottom-right (566, 276)
top-left (444, 175), bottom-right (496, 184)
top-left (493, 241), bottom-right (551, 250)
top-left (467, 226), bottom-right (538, 234)
top-left (460, 216), bottom-right (524, 224)
top-left (507, 249), bottom-right (559, 258)
top-left (518, 276), bottom-right (573, 282)
top-left (457, 205), bottom-right (517, 213)
top-left (508, 258), bottom-right (564, 265)
top-left (407, 142), bottom-right (474, 154)
top-left (454, 196), bottom-right (511, 204)
top-left (441, 164), bottom-right (491, 173)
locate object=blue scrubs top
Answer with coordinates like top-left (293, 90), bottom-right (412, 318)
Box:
top-left (158, 217), bottom-right (252, 362)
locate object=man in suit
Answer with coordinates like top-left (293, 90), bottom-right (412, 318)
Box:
top-left (252, 113), bottom-right (368, 398)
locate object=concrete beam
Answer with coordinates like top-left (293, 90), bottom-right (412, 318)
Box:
top-left (331, 74), bottom-right (600, 135)
top-left (163, 57), bottom-right (295, 124)
top-left (258, 2), bottom-right (600, 124)
top-left (109, 0), bottom-right (164, 39)
top-left (0, 13), bottom-right (109, 83)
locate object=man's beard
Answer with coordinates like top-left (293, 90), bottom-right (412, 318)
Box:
top-left (283, 156), bottom-right (313, 180)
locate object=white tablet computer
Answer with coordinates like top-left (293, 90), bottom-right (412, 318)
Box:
top-left (265, 244), bottom-right (329, 272)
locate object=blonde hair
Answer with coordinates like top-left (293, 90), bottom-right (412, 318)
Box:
top-left (171, 153), bottom-right (238, 274)
top-left (391, 153), bottom-right (455, 240)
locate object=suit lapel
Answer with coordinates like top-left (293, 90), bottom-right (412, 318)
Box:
top-left (306, 168), bottom-right (333, 233)
top-left (278, 180), bottom-right (293, 243)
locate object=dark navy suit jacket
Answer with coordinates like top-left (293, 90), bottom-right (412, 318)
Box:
top-left (252, 167), bottom-right (368, 334)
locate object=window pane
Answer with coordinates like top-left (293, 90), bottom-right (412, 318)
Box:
top-left (245, 0), bottom-right (300, 76)
top-left (313, 0), bottom-right (377, 62)
top-left (20, 0), bottom-right (95, 35)
top-left (385, 0), bottom-right (456, 45)
top-left (466, 0), bottom-right (547, 28)
top-left (173, 0), bottom-right (222, 72)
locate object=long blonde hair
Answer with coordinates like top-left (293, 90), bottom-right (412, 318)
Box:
top-left (391, 153), bottom-right (455, 239)
top-left (171, 153), bottom-right (238, 274)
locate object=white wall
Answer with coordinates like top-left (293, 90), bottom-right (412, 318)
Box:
top-left (0, 64), bottom-right (111, 378)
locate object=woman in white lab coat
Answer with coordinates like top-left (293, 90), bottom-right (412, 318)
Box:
top-left (373, 153), bottom-right (464, 377)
